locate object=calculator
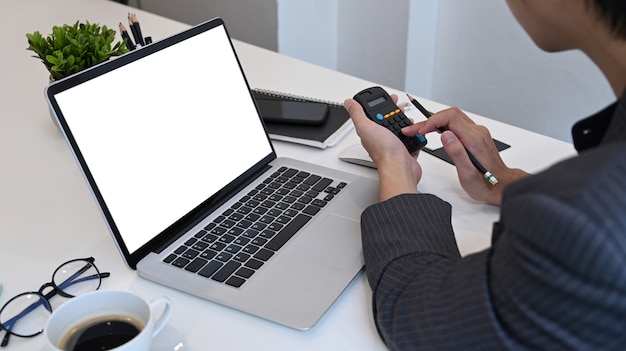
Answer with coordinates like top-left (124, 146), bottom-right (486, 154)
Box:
top-left (353, 86), bottom-right (427, 154)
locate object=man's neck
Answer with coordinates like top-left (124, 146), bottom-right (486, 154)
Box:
top-left (582, 33), bottom-right (626, 97)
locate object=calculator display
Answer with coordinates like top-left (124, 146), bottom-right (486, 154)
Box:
top-left (367, 96), bottom-right (386, 108)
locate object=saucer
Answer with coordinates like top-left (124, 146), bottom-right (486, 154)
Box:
top-left (153, 325), bottom-right (191, 351)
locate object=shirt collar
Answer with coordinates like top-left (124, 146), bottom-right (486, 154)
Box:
top-left (572, 89), bottom-right (626, 152)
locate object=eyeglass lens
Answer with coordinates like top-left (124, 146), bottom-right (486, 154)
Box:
top-left (53, 259), bottom-right (102, 297)
top-left (0, 258), bottom-right (106, 346)
top-left (0, 293), bottom-right (51, 338)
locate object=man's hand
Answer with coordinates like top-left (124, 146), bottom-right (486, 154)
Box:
top-left (407, 107), bottom-right (528, 205)
top-left (344, 95), bottom-right (422, 202)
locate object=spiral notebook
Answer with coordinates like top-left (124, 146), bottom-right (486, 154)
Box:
top-left (252, 89), bottom-right (353, 149)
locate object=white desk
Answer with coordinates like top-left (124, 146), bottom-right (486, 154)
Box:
top-left (0, 0), bottom-right (576, 350)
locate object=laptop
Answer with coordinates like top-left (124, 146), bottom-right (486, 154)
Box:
top-left (45, 18), bottom-right (379, 330)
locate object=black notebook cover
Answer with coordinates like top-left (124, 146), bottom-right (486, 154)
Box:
top-left (423, 138), bottom-right (510, 165)
top-left (252, 89), bottom-right (353, 149)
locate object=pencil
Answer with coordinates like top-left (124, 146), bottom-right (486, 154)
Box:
top-left (406, 94), bottom-right (499, 186)
top-left (119, 23), bottom-right (135, 51)
top-left (129, 13), bottom-right (145, 46)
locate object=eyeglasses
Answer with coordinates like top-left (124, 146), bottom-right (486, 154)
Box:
top-left (0, 257), bottom-right (110, 347)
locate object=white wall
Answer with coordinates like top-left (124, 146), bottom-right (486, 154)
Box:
top-left (136, 0), bottom-right (616, 142)
top-left (335, 0), bottom-right (409, 91)
top-left (277, 0), bottom-right (338, 70)
top-left (405, 1), bottom-right (439, 99)
top-left (278, 0), bottom-right (410, 91)
top-left (278, 0), bottom-right (615, 142)
top-left (428, 0), bottom-right (614, 143)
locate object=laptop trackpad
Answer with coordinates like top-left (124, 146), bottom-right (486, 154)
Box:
top-left (299, 214), bottom-right (363, 271)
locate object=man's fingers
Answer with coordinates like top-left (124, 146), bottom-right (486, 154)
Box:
top-left (441, 130), bottom-right (473, 171)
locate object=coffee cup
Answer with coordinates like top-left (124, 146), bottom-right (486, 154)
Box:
top-left (44, 290), bottom-right (172, 351)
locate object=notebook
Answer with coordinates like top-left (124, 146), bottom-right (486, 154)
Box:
top-left (45, 18), bottom-right (379, 330)
top-left (252, 89), bottom-right (353, 148)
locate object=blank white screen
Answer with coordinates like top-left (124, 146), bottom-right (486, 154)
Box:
top-left (55, 25), bottom-right (273, 253)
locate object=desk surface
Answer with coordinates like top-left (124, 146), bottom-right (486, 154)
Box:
top-left (0, 0), bottom-right (576, 350)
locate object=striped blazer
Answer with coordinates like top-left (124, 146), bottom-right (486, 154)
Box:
top-left (360, 93), bottom-right (626, 350)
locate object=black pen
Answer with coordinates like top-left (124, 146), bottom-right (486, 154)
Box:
top-left (406, 94), bottom-right (499, 186)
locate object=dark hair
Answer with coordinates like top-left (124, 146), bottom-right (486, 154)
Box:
top-left (588, 0), bottom-right (626, 38)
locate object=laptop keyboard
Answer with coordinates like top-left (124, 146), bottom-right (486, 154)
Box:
top-left (163, 166), bottom-right (346, 288)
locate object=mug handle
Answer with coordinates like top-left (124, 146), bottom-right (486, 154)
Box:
top-left (149, 296), bottom-right (173, 337)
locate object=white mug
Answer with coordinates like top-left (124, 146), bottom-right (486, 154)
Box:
top-left (44, 290), bottom-right (172, 351)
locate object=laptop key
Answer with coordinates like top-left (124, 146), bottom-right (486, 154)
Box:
top-left (236, 267), bottom-right (255, 278)
top-left (251, 237), bottom-right (268, 246)
top-left (265, 214), bottom-right (312, 251)
top-left (185, 257), bottom-right (208, 273)
top-left (200, 250), bottom-right (218, 260)
top-left (243, 230), bottom-right (259, 239)
top-left (182, 249), bottom-right (200, 259)
top-left (172, 257), bottom-right (190, 268)
top-left (312, 178), bottom-right (333, 192)
top-left (216, 252), bottom-right (233, 262)
top-left (192, 241), bottom-right (209, 251)
top-left (245, 258), bottom-right (264, 270)
top-left (283, 168), bottom-right (298, 178)
top-left (199, 260), bottom-right (223, 278)
top-left (212, 261), bottom-right (241, 282)
top-left (259, 230), bottom-right (276, 239)
top-left (201, 233), bottom-right (219, 243)
top-left (194, 230), bottom-right (207, 238)
top-left (210, 242), bottom-right (227, 251)
top-left (225, 276), bottom-right (246, 288)
top-left (302, 205), bottom-right (320, 216)
top-left (219, 234), bottom-right (236, 244)
top-left (312, 199), bottom-right (327, 207)
top-left (242, 244), bottom-right (260, 254)
top-left (296, 171), bottom-right (310, 179)
top-left (291, 203), bottom-right (305, 211)
top-left (225, 244), bottom-right (242, 254)
top-left (234, 253), bottom-right (251, 262)
top-left (304, 174), bottom-right (321, 186)
top-left (254, 248), bottom-right (274, 261)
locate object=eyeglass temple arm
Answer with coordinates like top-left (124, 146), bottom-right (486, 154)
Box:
top-left (0, 295), bottom-right (51, 341)
top-left (52, 272), bottom-right (110, 297)
top-left (1, 329), bottom-right (11, 347)
top-left (49, 259), bottom-right (110, 299)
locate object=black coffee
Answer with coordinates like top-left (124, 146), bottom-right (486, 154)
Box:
top-left (59, 314), bottom-right (143, 351)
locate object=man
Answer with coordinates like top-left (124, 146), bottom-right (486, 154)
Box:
top-left (344, 0), bottom-right (626, 349)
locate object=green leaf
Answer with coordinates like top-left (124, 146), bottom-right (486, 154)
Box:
top-left (25, 20), bottom-right (129, 79)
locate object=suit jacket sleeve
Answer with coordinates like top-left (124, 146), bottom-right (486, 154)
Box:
top-left (361, 194), bottom-right (511, 350)
top-left (361, 143), bottom-right (626, 351)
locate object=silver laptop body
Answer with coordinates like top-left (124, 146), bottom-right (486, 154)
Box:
top-left (45, 18), bottom-right (378, 330)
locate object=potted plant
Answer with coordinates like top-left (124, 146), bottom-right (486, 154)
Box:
top-left (26, 20), bottom-right (129, 81)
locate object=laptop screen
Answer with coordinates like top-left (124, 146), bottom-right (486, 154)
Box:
top-left (49, 20), bottom-right (274, 256)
